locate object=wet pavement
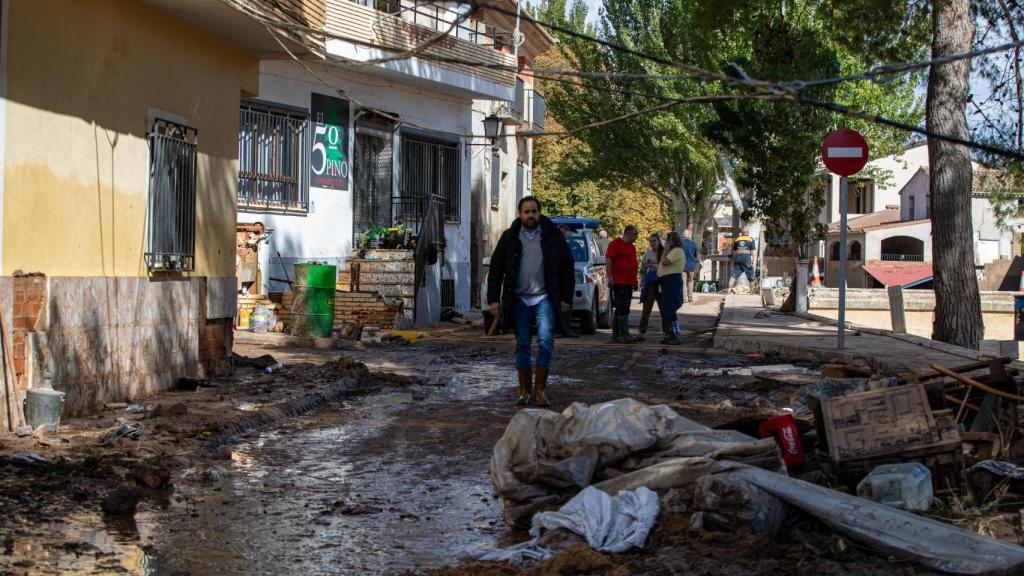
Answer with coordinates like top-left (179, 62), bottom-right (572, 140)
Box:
top-left (2, 295), bottom-right (748, 575)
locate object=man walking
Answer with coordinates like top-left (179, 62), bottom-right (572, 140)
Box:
top-left (682, 230), bottom-right (699, 303)
top-left (730, 226), bottom-right (756, 292)
top-left (605, 225), bottom-right (642, 343)
top-left (487, 196), bottom-right (574, 407)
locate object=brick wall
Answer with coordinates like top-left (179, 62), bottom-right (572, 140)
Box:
top-left (334, 291), bottom-right (400, 329)
top-left (12, 275), bottom-right (46, 391)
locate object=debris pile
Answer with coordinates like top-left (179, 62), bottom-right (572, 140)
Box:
top-left (484, 379), bottom-right (1024, 574)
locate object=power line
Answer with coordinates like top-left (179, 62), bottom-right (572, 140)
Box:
top-left (779, 39), bottom-right (1024, 92)
top-left (797, 97), bottom-right (1024, 160)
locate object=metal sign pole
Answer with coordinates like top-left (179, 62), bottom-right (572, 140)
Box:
top-left (838, 175), bottom-right (848, 349)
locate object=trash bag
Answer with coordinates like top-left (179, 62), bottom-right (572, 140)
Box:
top-left (490, 398), bottom-right (782, 527)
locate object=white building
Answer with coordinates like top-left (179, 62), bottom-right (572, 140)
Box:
top-left (235, 0), bottom-right (552, 319)
top-left (823, 163), bottom-right (1022, 288)
top-left (810, 141), bottom-right (930, 261)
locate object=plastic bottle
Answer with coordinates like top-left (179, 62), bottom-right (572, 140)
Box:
top-left (856, 463), bottom-right (933, 511)
top-left (263, 362), bottom-right (284, 374)
top-left (238, 308), bottom-right (252, 329)
top-left (252, 304), bottom-right (269, 333)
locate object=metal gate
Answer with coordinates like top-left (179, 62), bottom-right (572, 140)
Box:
top-left (353, 127), bottom-right (394, 242)
top-left (400, 136), bottom-right (459, 223)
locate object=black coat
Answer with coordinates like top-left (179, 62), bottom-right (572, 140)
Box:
top-left (486, 216), bottom-right (575, 331)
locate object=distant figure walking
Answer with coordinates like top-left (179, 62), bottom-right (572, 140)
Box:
top-left (487, 196), bottom-right (574, 407)
top-left (658, 232), bottom-right (685, 345)
top-left (682, 230), bottom-right (699, 303)
top-left (638, 233), bottom-right (662, 334)
top-left (605, 225), bottom-right (643, 343)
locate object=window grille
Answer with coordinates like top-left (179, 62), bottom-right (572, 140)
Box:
top-left (441, 278), bottom-right (455, 308)
top-left (401, 136), bottom-right (460, 223)
top-left (238, 104), bottom-right (311, 210)
top-left (353, 126), bottom-right (394, 241)
top-left (146, 119), bottom-right (197, 272)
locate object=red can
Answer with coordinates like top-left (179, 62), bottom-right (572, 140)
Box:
top-left (758, 414), bottom-right (805, 467)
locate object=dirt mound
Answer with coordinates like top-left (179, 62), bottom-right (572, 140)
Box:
top-left (531, 544), bottom-right (623, 576)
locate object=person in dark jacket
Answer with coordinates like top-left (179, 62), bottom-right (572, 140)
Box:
top-left (487, 196), bottom-right (574, 407)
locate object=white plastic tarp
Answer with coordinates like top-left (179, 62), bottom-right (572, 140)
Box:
top-left (462, 486), bottom-right (659, 565)
top-left (490, 398), bottom-right (781, 527)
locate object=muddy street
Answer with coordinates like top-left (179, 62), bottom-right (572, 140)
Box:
top-left (137, 304), bottom-right (731, 575)
top-left (0, 296), bottom-right (942, 575)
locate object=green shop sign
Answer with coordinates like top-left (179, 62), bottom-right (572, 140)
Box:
top-left (310, 93), bottom-right (350, 190)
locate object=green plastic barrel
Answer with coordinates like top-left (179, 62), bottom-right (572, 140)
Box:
top-left (291, 263), bottom-right (337, 337)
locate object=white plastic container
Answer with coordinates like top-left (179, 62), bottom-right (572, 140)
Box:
top-left (856, 463), bottom-right (933, 511)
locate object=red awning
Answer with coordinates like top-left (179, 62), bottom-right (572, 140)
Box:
top-left (862, 263), bottom-right (933, 287)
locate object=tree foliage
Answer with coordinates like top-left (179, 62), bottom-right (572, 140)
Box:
top-left (532, 0), bottom-right (922, 248)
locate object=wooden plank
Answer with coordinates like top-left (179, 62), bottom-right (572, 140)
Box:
top-left (930, 363), bottom-right (1024, 402)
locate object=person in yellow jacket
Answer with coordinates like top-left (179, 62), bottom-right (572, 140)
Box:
top-left (657, 231), bottom-right (686, 345)
top-left (730, 227), bottom-right (756, 293)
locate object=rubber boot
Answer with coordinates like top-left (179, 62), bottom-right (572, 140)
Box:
top-left (533, 368), bottom-right (550, 407)
top-left (660, 319), bottom-right (672, 345)
top-left (610, 315), bottom-right (625, 343)
top-left (516, 369), bottom-right (533, 406)
top-left (622, 316), bottom-right (644, 343)
top-left (666, 321), bottom-right (682, 345)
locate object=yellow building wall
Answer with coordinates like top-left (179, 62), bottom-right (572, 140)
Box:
top-left (3, 0), bottom-right (258, 278)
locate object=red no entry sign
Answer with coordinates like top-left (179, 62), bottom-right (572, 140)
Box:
top-left (821, 129), bottom-right (869, 176)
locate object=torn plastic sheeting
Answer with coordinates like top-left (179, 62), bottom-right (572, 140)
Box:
top-left (691, 472), bottom-right (788, 536)
top-left (490, 398), bottom-right (782, 527)
top-left (462, 486), bottom-right (658, 565)
top-left (730, 466), bottom-right (1024, 575)
top-left (969, 459), bottom-right (1024, 480)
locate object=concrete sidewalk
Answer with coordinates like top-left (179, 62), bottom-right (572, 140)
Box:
top-left (714, 294), bottom-right (989, 374)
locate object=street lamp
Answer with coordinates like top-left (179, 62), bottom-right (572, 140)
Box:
top-left (483, 114), bottom-right (502, 144)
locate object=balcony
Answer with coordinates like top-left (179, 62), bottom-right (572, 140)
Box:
top-left (325, 0), bottom-right (518, 99)
top-left (881, 253), bottom-right (925, 262)
top-left (144, 0), bottom-right (327, 57)
top-left (493, 81), bottom-right (546, 133)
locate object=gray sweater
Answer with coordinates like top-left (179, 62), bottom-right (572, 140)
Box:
top-left (516, 228), bottom-right (546, 298)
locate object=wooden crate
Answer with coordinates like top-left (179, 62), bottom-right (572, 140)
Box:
top-left (811, 384), bottom-right (964, 488)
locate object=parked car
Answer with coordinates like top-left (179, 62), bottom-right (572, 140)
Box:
top-left (480, 217), bottom-right (612, 335)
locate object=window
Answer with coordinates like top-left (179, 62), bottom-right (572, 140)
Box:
top-left (847, 180), bottom-right (873, 214)
top-left (146, 119), bottom-right (197, 271)
top-left (489, 151), bottom-right (501, 210)
top-left (238, 103), bottom-right (311, 210)
top-left (566, 236), bottom-right (588, 262)
top-left (401, 135), bottom-right (460, 223)
top-left (353, 123), bottom-right (394, 242)
top-left (830, 241), bottom-right (840, 261)
top-left (849, 241), bottom-right (862, 261)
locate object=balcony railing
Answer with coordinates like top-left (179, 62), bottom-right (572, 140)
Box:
top-left (881, 253), bottom-right (925, 262)
top-left (354, 0), bottom-right (509, 47)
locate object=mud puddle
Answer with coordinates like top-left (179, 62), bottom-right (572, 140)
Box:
top-left (133, 357), bottom-right (514, 575)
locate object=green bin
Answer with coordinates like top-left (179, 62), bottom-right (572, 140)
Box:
top-left (291, 263), bottom-right (337, 337)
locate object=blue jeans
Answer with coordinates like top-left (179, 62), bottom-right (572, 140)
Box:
top-left (515, 298), bottom-right (555, 370)
top-left (732, 257), bottom-right (754, 281)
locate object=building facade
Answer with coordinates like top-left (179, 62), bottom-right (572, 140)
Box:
top-left (0, 0), bottom-right (304, 417)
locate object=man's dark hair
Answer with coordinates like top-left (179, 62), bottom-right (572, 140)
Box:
top-left (518, 195), bottom-right (541, 212)
top-left (624, 225), bottom-right (638, 235)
